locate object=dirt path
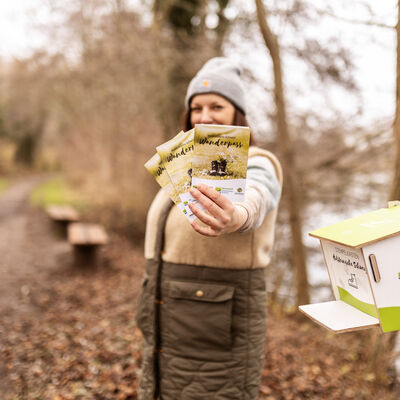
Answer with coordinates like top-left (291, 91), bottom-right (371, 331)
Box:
top-left (0, 176), bottom-right (70, 315)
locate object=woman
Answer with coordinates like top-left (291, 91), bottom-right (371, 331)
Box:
top-left (137, 57), bottom-right (282, 400)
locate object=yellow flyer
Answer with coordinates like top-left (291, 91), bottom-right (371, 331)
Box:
top-left (192, 124), bottom-right (250, 202)
top-left (156, 129), bottom-right (196, 221)
top-left (144, 153), bottom-right (186, 214)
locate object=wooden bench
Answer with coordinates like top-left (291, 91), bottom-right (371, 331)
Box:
top-left (46, 205), bottom-right (80, 236)
top-left (68, 223), bottom-right (108, 267)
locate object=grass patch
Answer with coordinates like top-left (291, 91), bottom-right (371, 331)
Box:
top-left (30, 177), bottom-right (87, 210)
top-left (0, 178), bottom-right (8, 195)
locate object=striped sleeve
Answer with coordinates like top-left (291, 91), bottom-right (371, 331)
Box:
top-left (234, 155), bottom-right (282, 232)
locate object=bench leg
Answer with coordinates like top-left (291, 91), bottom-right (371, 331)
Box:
top-left (73, 245), bottom-right (100, 268)
top-left (53, 220), bottom-right (70, 238)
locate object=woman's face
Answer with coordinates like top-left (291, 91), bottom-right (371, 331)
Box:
top-left (190, 94), bottom-right (235, 126)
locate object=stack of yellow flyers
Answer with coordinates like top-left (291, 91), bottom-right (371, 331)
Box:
top-left (145, 124), bottom-right (250, 221)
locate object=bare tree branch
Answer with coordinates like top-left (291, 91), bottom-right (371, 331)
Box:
top-left (315, 8), bottom-right (394, 30)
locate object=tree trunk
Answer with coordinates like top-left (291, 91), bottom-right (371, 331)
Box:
top-left (366, 2), bottom-right (400, 382)
top-left (390, 2), bottom-right (400, 201)
top-left (14, 133), bottom-right (38, 167)
top-left (110, 3), bottom-right (125, 182)
top-left (151, 0), bottom-right (229, 141)
top-left (255, 0), bottom-right (309, 306)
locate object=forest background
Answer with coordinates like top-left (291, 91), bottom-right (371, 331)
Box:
top-left (1, 0), bottom-right (400, 399)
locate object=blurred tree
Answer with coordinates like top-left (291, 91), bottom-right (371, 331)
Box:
top-left (153, 0), bottom-right (230, 49)
top-left (0, 111), bottom-right (7, 139)
top-left (32, 0), bottom-right (193, 240)
top-left (367, 0), bottom-right (400, 383)
top-left (255, 0), bottom-right (309, 306)
top-left (231, 0), bottom-right (376, 307)
top-left (13, 124), bottom-right (44, 167)
top-left (2, 55), bottom-right (50, 167)
top-left (151, 0), bottom-right (232, 139)
top-left (390, 0), bottom-right (400, 201)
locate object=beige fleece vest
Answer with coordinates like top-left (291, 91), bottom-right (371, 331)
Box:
top-left (144, 146), bottom-right (283, 269)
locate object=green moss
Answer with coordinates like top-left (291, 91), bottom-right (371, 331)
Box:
top-left (30, 178), bottom-right (86, 209)
top-left (0, 178), bottom-right (8, 194)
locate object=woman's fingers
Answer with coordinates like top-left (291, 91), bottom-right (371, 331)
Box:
top-left (189, 184), bottom-right (232, 221)
top-left (188, 201), bottom-right (223, 232)
top-left (193, 184), bottom-right (231, 208)
top-left (190, 220), bottom-right (218, 237)
top-left (189, 186), bottom-right (222, 219)
top-left (187, 184), bottom-right (239, 237)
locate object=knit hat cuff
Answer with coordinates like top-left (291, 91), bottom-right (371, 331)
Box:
top-left (184, 58), bottom-right (246, 115)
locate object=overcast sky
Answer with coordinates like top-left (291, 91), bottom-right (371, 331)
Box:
top-left (0, 0), bottom-right (43, 58)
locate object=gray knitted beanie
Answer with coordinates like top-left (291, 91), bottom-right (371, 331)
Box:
top-left (185, 57), bottom-right (246, 115)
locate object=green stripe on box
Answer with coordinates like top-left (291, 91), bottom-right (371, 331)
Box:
top-left (378, 307), bottom-right (400, 332)
top-left (338, 286), bottom-right (378, 318)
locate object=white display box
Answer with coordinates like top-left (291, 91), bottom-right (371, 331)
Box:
top-left (299, 204), bottom-right (400, 333)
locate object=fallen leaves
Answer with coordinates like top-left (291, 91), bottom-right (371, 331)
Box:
top-left (0, 236), bottom-right (144, 400)
top-left (260, 309), bottom-right (399, 400)
top-left (0, 227), bottom-right (398, 399)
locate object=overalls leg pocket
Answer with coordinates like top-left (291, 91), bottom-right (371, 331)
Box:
top-left (162, 280), bottom-right (235, 360)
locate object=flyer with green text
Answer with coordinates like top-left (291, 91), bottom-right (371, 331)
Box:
top-left (191, 124), bottom-right (250, 203)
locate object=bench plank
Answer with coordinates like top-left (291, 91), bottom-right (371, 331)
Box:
top-left (68, 223), bottom-right (108, 246)
top-left (47, 205), bottom-right (80, 222)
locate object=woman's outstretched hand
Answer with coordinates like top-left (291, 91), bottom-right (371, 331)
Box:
top-left (188, 184), bottom-right (246, 237)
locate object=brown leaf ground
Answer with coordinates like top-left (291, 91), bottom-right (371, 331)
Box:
top-left (0, 180), bottom-right (399, 399)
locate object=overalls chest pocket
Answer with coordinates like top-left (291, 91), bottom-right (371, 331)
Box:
top-left (162, 280), bottom-right (235, 360)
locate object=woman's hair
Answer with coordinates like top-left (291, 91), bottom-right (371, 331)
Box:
top-left (182, 107), bottom-right (256, 146)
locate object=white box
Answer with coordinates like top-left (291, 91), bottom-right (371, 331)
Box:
top-left (299, 204), bottom-right (400, 333)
